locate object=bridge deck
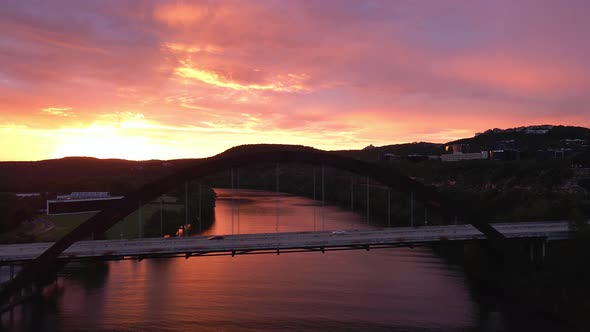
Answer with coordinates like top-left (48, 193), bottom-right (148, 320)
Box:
top-left (0, 221), bottom-right (571, 264)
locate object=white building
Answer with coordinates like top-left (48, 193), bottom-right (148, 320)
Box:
top-left (47, 192), bottom-right (124, 215)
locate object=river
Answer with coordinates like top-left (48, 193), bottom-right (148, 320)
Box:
top-left (1, 189), bottom-right (567, 331)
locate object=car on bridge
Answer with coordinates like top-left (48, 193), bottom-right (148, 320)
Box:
top-left (331, 230), bottom-right (347, 235)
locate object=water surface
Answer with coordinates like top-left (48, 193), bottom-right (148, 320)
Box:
top-left (1, 189), bottom-right (566, 331)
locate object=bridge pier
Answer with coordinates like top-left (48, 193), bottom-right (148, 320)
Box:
top-left (525, 238), bottom-right (547, 266)
top-left (0, 264), bottom-right (41, 316)
top-left (542, 240), bottom-right (546, 260)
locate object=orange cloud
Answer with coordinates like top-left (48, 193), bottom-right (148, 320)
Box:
top-left (163, 42), bottom-right (222, 54)
top-left (441, 55), bottom-right (588, 95)
top-left (153, 2), bottom-right (210, 26)
top-left (175, 61), bottom-right (307, 92)
top-left (41, 107), bottom-right (73, 117)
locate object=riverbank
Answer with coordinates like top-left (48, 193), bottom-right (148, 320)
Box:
top-left (432, 237), bottom-right (590, 331)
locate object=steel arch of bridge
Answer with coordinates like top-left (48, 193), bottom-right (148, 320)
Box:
top-left (0, 148), bottom-right (505, 303)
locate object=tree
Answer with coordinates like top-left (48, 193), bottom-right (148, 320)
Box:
top-left (143, 209), bottom-right (184, 238)
top-left (0, 193), bottom-right (35, 233)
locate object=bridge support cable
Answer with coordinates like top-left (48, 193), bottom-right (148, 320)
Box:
top-left (138, 200), bottom-right (142, 238)
top-left (237, 168), bottom-right (241, 235)
top-left (185, 181), bottom-right (189, 237)
top-left (275, 163), bottom-right (280, 249)
top-left (321, 164), bottom-right (325, 231)
top-left (198, 184), bottom-right (202, 233)
top-left (410, 192), bottom-right (414, 227)
top-left (313, 167), bottom-right (317, 231)
top-left (159, 198), bottom-right (163, 238)
top-left (366, 176), bottom-right (370, 225)
top-left (351, 176), bottom-right (355, 229)
top-left (388, 188), bottom-right (391, 228)
top-left (350, 176), bottom-right (354, 212)
top-left (231, 168), bottom-right (235, 250)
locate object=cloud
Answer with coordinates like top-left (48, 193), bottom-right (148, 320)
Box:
top-left (175, 61), bottom-right (307, 92)
top-left (41, 107), bottom-right (73, 117)
top-left (163, 42), bottom-right (222, 54)
top-left (153, 2), bottom-right (212, 26)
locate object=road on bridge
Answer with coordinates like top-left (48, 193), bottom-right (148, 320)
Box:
top-left (0, 221), bottom-right (570, 264)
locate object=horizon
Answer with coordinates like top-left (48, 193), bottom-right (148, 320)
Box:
top-left (2, 1), bottom-right (590, 161)
top-left (2, 122), bottom-right (586, 163)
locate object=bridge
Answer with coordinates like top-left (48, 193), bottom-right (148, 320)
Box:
top-left (0, 146), bottom-right (577, 308)
top-left (0, 222), bottom-right (569, 264)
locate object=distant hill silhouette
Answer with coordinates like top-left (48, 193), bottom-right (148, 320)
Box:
top-left (0, 157), bottom-right (196, 193)
top-left (448, 125), bottom-right (590, 155)
top-left (1, 125), bottom-right (588, 193)
top-left (220, 144), bottom-right (319, 156)
top-left (335, 142), bottom-right (444, 161)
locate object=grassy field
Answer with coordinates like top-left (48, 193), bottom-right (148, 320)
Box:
top-left (39, 212), bottom-right (98, 242)
top-left (104, 202), bottom-right (184, 239)
top-left (0, 202), bottom-right (186, 243)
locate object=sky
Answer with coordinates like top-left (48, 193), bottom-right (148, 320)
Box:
top-left (1, 0), bottom-right (589, 161)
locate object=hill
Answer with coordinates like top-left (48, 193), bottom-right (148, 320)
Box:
top-left (0, 157), bottom-right (197, 193)
top-left (335, 142), bottom-right (444, 162)
top-left (448, 125), bottom-right (590, 155)
top-left (1, 125), bottom-right (588, 193)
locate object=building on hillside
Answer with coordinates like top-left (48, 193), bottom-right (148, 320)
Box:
top-left (494, 139), bottom-right (517, 151)
top-left (16, 193), bottom-right (41, 199)
top-left (489, 149), bottom-right (520, 161)
top-left (441, 152), bottom-right (487, 162)
top-left (564, 139), bottom-right (587, 147)
top-left (536, 148), bottom-right (575, 160)
top-left (47, 192), bottom-right (124, 215)
top-left (406, 154), bottom-right (428, 162)
top-left (445, 144), bottom-right (470, 153)
top-left (525, 125), bottom-right (553, 135)
top-left (382, 153), bottom-right (400, 163)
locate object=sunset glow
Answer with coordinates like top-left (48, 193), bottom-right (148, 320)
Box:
top-left (1, 1), bottom-right (589, 161)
